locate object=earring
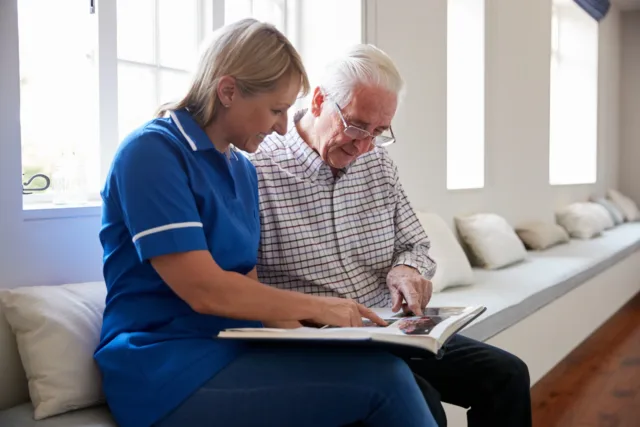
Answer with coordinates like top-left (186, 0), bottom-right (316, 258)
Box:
top-left (224, 104), bottom-right (230, 108)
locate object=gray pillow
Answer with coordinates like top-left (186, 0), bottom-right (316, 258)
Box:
top-left (592, 197), bottom-right (624, 225)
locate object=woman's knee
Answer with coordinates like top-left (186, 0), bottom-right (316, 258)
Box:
top-left (358, 352), bottom-right (422, 393)
top-left (356, 352), bottom-right (438, 426)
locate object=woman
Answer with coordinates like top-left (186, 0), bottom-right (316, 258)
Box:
top-left (95, 19), bottom-right (437, 427)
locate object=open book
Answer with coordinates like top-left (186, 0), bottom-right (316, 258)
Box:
top-left (218, 305), bottom-right (486, 356)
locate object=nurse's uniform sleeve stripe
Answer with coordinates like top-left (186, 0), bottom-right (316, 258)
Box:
top-left (132, 222), bottom-right (204, 243)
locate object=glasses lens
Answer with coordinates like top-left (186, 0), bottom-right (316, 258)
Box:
top-left (344, 126), bottom-right (369, 140)
top-left (374, 135), bottom-right (395, 147)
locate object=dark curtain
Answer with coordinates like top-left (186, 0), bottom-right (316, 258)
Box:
top-left (573, 0), bottom-right (611, 21)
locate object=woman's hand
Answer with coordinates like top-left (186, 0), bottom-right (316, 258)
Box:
top-left (307, 297), bottom-right (388, 328)
top-left (263, 320), bottom-right (303, 329)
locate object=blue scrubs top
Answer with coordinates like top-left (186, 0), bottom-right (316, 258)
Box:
top-left (95, 109), bottom-right (262, 427)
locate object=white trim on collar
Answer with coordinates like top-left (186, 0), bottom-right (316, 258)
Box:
top-left (169, 111), bottom-right (198, 151)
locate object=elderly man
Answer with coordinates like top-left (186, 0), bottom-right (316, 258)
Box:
top-left (249, 44), bottom-right (532, 427)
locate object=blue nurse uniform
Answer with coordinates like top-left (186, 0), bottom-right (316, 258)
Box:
top-left (95, 108), bottom-right (262, 427)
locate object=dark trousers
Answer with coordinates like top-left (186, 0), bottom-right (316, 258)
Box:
top-left (404, 334), bottom-right (533, 427)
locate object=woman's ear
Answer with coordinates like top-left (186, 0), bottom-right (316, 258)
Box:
top-left (310, 87), bottom-right (325, 117)
top-left (217, 76), bottom-right (236, 107)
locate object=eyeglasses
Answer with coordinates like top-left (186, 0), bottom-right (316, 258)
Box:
top-left (333, 102), bottom-right (396, 147)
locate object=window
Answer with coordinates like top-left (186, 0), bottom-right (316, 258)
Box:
top-left (116, 0), bottom-right (208, 143)
top-left (549, 0), bottom-right (599, 185)
top-left (17, 0), bottom-right (362, 209)
top-left (446, 0), bottom-right (485, 190)
top-left (18, 0), bottom-right (208, 207)
top-left (18, 0), bottom-right (101, 206)
top-left (223, 0), bottom-right (362, 109)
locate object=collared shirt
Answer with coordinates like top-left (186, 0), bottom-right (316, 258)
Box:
top-left (96, 109), bottom-right (261, 427)
top-left (249, 112), bottom-right (436, 308)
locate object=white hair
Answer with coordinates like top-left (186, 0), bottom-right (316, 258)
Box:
top-left (319, 44), bottom-right (405, 109)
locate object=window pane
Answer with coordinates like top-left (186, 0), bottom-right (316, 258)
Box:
top-left (18, 0), bottom-right (99, 202)
top-left (117, 63), bottom-right (157, 142)
top-left (447, 0), bottom-right (485, 190)
top-left (158, 0), bottom-right (199, 70)
top-left (225, 0), bottom-right (285, 31)
top-left (296, 0), bottom-right (362, 110)
top-left (252, 0), bottom-right (286, 32)
top-left (549, 1), bottom-right (598, 185)
top-left (225, 0), bottom-right (253, 24)
top-left (159, 69), bottom-right (191, 106)
top-left (117, 0), bottom-right (155, 65)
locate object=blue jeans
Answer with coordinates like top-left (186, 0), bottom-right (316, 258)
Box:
top-left (155, 346), bottom-right (438, 427)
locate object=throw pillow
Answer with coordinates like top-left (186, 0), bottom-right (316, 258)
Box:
top-left (0, 281), bottom-right (107, 420)
top-left (607, 189), bottom-right (640, 222)
top-left (454, 213), bottom-right (527, 270)
top-left (555, 202), bottom-right (603, 239)
top-left (590, 202), bottom-right (615, 230)
top-left (515, 221), bottom-right (570, 250)
top-left (591, 197), bottom-right (624, 225)
top-left (414, 211), bottom-right (474, 292)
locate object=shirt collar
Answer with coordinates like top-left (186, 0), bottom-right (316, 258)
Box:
top-left (169, 109), bottom-right (237, 160)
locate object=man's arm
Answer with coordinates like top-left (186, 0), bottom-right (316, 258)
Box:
top-left (384, 162), bottom-right (437, 315)
top-left (389, 164), bottom-right (437, 280)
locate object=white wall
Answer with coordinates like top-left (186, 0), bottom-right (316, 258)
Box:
top-left (0, 0), bottom-right (623, 289)
top-left (620, 11), bottom-right (640, 204)
top-left (375, 0), bottom-right (621, 227)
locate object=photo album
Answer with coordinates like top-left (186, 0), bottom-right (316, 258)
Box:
top-left (218, 305), bottom-right (487, 356)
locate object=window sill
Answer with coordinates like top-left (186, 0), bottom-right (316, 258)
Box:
top-left (23, 202), bottom-right (102, 221)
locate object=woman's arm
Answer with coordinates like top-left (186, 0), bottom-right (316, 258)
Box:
top-left (151, 250), bottom-right (319, 322)
top-left (246, 267), bottom-right (302, 328)
top-left (151, 250), bottom-right (386, 327)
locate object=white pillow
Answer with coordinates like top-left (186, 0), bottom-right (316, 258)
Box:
top-left (454, 213), bottom-right (527, 270)
top-left (607, 189), bottom-right (640, 222)
top-left (590, 202), bottom-right (615, 230)
top-left (555, 202), bottom-right (604, 239)
top-left (414, 212), bottom-right (474, 292)
top-left (0, 282), bottom-right (106, 420)
top-left (591, 197), bottom-right (625, 225)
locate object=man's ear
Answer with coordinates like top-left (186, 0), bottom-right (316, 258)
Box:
top-left (217, 76), bottom-right (236, 107)
top-left (310, 87), bottom-right (325, 117)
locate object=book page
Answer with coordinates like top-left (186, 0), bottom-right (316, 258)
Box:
top-left (318, 306), bottom-right (476, 339)
top-left (365, 306), bottom-right (479, 340)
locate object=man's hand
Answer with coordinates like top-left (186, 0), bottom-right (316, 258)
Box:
top-left (386, 265), bottom-right (433, 316)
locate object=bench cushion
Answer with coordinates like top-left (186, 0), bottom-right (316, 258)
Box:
top-left (0, 403), bottom-right (115, 427)
top-left (430, 223), bottom-right (640, 341)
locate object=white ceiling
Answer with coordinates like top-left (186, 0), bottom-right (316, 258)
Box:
top-left (611, 0), bottom-right (640, 11)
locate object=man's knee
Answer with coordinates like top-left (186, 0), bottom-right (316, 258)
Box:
top-left (501, 351), bottom-right (531, 391)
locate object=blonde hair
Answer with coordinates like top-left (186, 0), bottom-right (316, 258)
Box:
top-left (157, 19), bottom-right (310, 127)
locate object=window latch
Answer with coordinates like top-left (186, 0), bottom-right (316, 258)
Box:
top-left (22, 173), bottom-right (51, 195)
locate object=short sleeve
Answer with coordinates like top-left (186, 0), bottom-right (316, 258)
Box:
top-left (107, 132), bottom-right (208, 262)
